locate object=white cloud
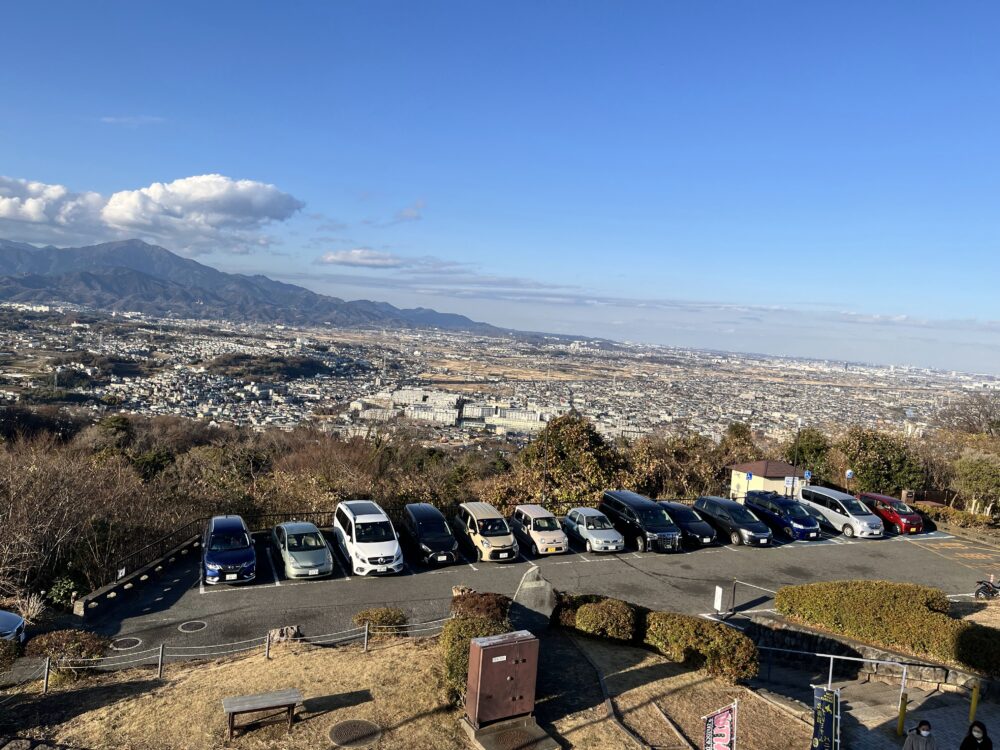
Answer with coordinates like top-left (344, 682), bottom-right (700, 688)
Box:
top-left (318, 248), bottom-right (404, 268)
top-left (99, 115), bottom-right (166, 126)
top-left (0, 173), bottom-right (303, 254)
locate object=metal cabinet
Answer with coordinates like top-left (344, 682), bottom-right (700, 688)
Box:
top-left (466, 630), bottom-right (539, 728)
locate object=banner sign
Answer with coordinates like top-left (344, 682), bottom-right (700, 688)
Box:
top-left (702, 701), bottom-right (737, 750)
top-left (812, 687), bottom-right (839, 750)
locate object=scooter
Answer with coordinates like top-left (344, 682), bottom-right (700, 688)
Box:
top-left (975, 580), bottom-right (1000, 600)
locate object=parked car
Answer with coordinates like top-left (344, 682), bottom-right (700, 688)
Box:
top-left (398, 502), bottom-right (459, 565)
top-left (202, 515), bottom-right (256, 585)
top-left (693, 496), bottom-right (773, 546)
top-left (744, 491), bottom-right (821, 541)
top-left (454, 502), bottom-right (518, 562)
top-left (858, 493), bottom-right (924, 535)
top-left (333, 500), bottom-right (404, 576)
top-left (598, 490), bottom-right (682, 552)
top-left (0, 610), bottom-right (26, 644)
top-left (511, 504), bottom-right (568, 556)
top-left (562, 507), bottom-right (625, 553)
top-left (657, 501), bottom-right (717, 547)
top-left (270, 521), bottom-right (334, 579)
top-left (798, 486), bottom-right (884, 539)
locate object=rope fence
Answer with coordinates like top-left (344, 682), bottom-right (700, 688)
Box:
top-left (0, 614), bottom-right (453, 703)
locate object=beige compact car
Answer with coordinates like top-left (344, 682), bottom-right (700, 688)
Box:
top-left (511, 504), bottom-right (568, 556)
top-left (455, 502), bottom-right (518, 562)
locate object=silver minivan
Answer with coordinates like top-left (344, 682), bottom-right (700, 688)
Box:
top-left (798, 486), bottom-right (884, 539)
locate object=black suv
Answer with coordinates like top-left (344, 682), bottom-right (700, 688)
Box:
top-left (598, 490), bottom-right (682, 552)
top-left (658, 501), bottom-right (717, 548)
top-left (693, 496), bottom-right (772, 546)
top-left (398, 503), bottom-right (459, 566)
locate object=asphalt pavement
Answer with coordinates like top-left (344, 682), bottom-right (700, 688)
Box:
top-left (88, 528), bottom-right (991, 653)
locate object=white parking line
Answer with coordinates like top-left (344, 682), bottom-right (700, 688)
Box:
top-left (266, 548), bottom-right (282, 587)
top-left (518, 553), bottom-right (538, 568)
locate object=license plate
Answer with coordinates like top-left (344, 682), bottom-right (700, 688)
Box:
top-left (436, 555), bottom-right (448, 562)
top-left (909, 528), bottom-right (917, 534)
top-left (498, 552), bottom-right (509, 559)
top-left (809, 533), bottom-right (817, 538)
top-left (702, 537), bottom-right (711, 544)
top-left (546, 547), bottom-right (557, 553)
top-left (758, 539), bottom-right (768, 545)
top-left (376, 566), bottom-right (387, 573)
top-left (225, 574), bottom-right (237, 581)
top-left (308, 569), bottom-right (318, 576)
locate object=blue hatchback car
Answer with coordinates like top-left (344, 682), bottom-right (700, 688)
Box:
top-left (744, 491), bottom-right (821, 541)
top-left (202, 515), bottom-right (256, 584)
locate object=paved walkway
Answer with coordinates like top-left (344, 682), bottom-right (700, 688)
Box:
top-left (754, 663), bottom-right (1000, 749)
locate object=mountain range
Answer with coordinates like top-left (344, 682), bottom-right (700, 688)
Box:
top-left (0, 238), bottom-right (501, 333)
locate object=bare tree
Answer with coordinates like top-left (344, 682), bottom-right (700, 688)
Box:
top-left (939, 391), bottom-right (1000, 437)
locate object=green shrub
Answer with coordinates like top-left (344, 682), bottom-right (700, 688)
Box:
top-left (25, 629), bottom-right (109, 680)
top-left (352, 607), bottom-right (407, 639)
top-left (0, 638), bottom-right (19, 672)
top-left (644, 611), bottom-right (758, 683)
top-left (47, 576), bottom-right (82, 609)
top-left (552, 591), bottom-right (603, 629)
top-left (575, 598), bottom-right (637, 642)
top-left (775, 580), bottom-right (1000, 676)
top-left (451, 592), bottom-right (512, 623)
top-left (440, 615), bottom-right (510, 703)
top-left (918, 504), bottom-right (997, 530)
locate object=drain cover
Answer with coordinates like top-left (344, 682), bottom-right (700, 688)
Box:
top-left (178, 620), bottom-right (207, 633)
top-left (494, 729), bottom-right (539, 750)
top-left (329, 719), bottom-right (382, 747)
top-left (110, 637), bottom-right (142, 651)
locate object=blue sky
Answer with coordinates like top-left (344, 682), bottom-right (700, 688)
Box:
top-left (2, 2), bottom-right (1000, 372)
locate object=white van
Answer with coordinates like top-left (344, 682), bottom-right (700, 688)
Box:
top-left (798, 486), bottom-right (884, 539)
top-left (333, 500), bottom-right (404, 575)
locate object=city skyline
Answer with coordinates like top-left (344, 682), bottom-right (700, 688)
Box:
top-left (3, 2), bottom-right (1000, 371)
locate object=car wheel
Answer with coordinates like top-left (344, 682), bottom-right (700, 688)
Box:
top-left (635, 536), bottom-right (646, 553)
top-left (531, 543), bottom-right (539, 557)
top-left (784, 526), bottom-right (794, 539)
top-left (894, 523), bottom-right (903, 535)
top-left (585, 540), bottom-right (593, 553)
top-left (477, 547), bottom-right (485, 562)
top-left (842, 524), bottom-right (855, 538)
top-left (730, 531), bottom-right (742, 546)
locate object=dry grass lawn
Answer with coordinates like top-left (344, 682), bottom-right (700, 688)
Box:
top-left (581, 637), bottom-right (813, 750)
top-left (953, 599), bottom-right (1000, 628)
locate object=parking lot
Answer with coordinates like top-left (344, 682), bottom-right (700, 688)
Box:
top-left (91, 526), bottom-right (998, 651)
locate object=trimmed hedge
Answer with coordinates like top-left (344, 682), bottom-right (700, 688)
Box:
top-left (352, 607), bottom-right (408, 639)
top-left (575, 598), bottom-right (637, 642)
top-left (553, 592), bottom-right (604, 629)
top-left (775, 580), bottom-right (1000, 676)
top-left (0, 638), bottom-right (19, 672)
top-left (451, 592), bottom-right (512, 623)
top-left (644, 611), bottom-right (758, 683)
top-left (440, 615), bottom-right (511, 702)
top-left (918, 504), bottom-right (997, 531)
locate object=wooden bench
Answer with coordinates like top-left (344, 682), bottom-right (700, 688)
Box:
top-left (222, 688), bottom-right (303, 740)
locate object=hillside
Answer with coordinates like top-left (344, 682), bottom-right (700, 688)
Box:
top-left (0, 238), bottom-right (501, 333)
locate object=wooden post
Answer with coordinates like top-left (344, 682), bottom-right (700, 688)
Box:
top-left (265, 631), bottom-right (271, 660)
top-left (970, 680), bottom-right (981, 724)
top-left (363, 622), bottom-right (369, 653)
top-left (42, 657), bottom-right (50, 694)
top-left (157, 643), bottom-right (165, 679)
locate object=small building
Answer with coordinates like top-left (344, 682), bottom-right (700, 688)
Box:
top-left (727, 460), bottom-right (805, 499)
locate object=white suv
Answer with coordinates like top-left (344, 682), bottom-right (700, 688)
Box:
top-left (333, 500), bottom-right (404, 575)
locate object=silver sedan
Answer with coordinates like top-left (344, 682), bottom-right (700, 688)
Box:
top-left (271, 522), bottom-right (335, 579)
top-left (562, 507), bottom-right (625, 553)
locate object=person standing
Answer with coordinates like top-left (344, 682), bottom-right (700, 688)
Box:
top-left (902, 720), bottom-right (938, 750)
top-left (960, 721), bottom-right (992, 750)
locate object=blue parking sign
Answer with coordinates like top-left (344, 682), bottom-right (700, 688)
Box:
top-left (804, 470), bottom-right (812, 481)
top-left (746, 472), bottom-right (753, 482)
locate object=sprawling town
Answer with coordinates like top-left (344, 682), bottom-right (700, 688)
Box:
top-left (1, 302), bottom-right (984, 442)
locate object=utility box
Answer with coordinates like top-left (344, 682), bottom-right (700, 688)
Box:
top-left (466, 630), bottom-right (539, 729)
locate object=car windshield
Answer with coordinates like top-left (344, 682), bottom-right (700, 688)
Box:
top-left (418, 519), bottom-right (452, 539)
top-left (730, 506), bottom-right (760, 524)
top-left (287, 532), bottom-right (325, 552)
top-left (890, 501), bottom-right (915, 514)
top-left (784, 503), bottom-right (810, 519)
top-left (209, 532), bottom-right (250, 551)
top-left (356, 520), bottom-right (395, 543)
top-left (637, 507), bottom-right (674, 530)
top-left (842, 498), bottom-right (869, 515)
top-left (585, 515), bottom-right (614, 530)
top-left (532, 517), bottom-right (559, 531)
top-left (668, 506), bottom-right (701, 523)
top-left (478, 518), bottom-right (510, 537)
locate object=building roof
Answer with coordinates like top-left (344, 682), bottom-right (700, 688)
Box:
top-left (727, 460), bottom-right (805, 479)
